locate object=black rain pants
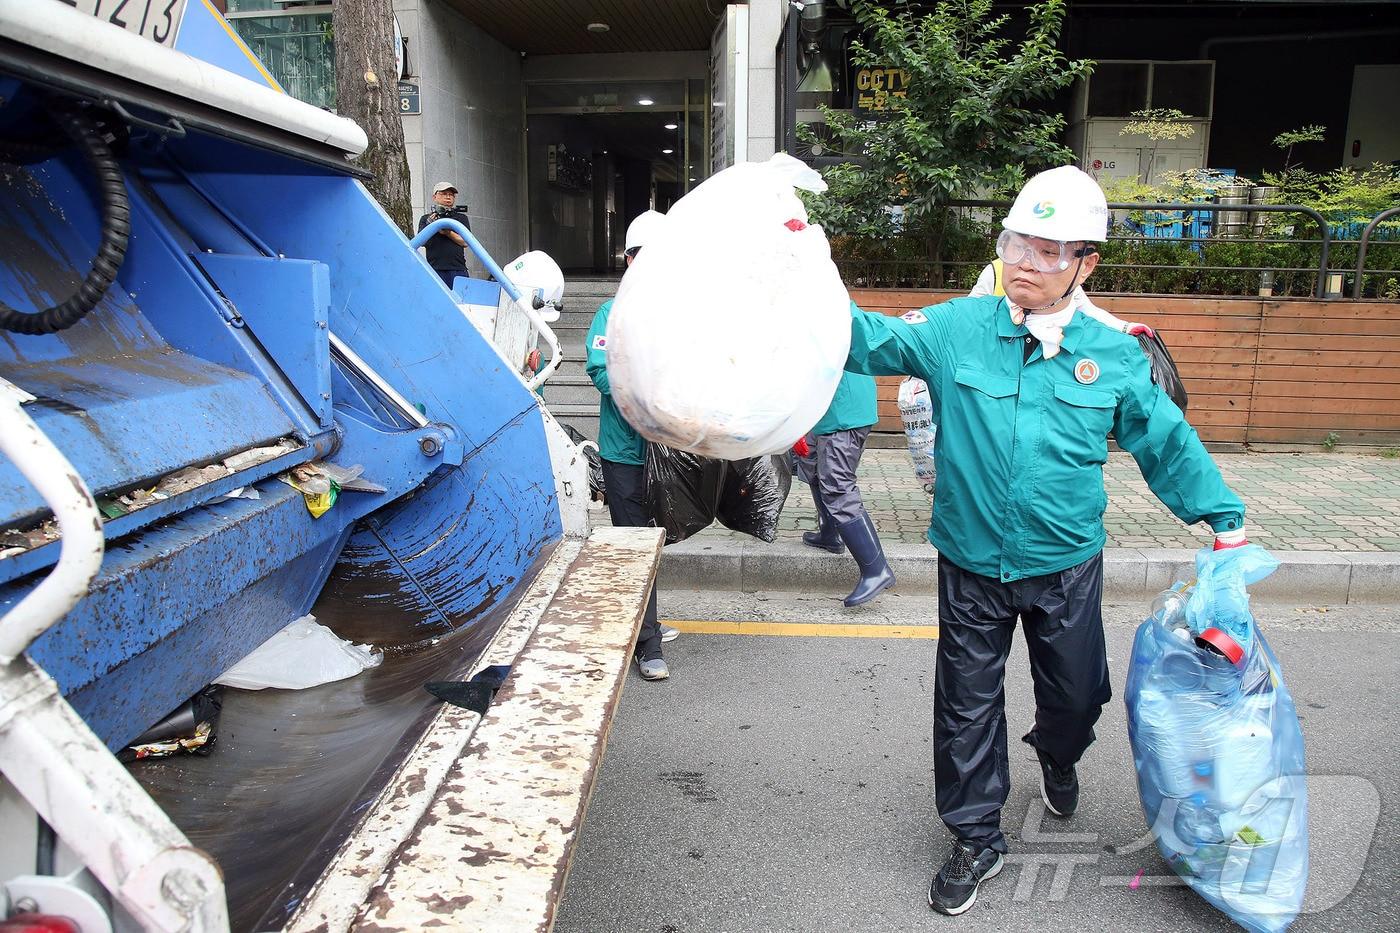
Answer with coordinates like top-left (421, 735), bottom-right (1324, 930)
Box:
top-left (934, 552), bottom-right (1112, 852)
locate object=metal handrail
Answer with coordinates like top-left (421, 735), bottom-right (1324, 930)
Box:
top-left (0, 397), bottom-right (105, 662)
top-left (947, 200), bottom-right (1335, 299)
top-left (410, 218), bottom-right (562, 391)
top-left (1352, 206), bottom-right (1400, 299)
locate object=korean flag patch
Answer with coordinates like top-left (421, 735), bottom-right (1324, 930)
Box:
top-left (900, 309), bottom-right (927, 324)
top-left (591, 335), bottom-right (607, 351)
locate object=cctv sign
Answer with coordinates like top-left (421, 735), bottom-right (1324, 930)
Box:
top-left (853, 66), bottom-right (911, 117)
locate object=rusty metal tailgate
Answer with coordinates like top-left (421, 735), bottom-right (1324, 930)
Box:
top-left (286, 525), bottom-right (663, 932)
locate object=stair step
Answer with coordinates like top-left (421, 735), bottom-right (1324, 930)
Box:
top-left (540, 382), bottom-right (600, 405)
top-left (552, 412), bottom-right (600, 442)
top-left (541, 365), bottom-right (589, 384)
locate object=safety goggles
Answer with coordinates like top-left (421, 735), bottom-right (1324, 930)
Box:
top-left (996, 230), bottom-right (1094, 274)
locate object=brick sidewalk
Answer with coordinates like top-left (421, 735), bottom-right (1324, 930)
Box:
top-left (658, 450), bottom-right (1400, 552)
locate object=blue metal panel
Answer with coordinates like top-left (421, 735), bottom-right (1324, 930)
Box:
top-left (2, 113), bottom-right (566, 751)
top-left (0, 149), bottom-right (306, 527)
top-left (174, 142), bottom-right (555, 449)
top-left (1, 350), bottom-right (297, 521)
top-left (0, 443), bottom-right (318, 588)
top-left (172, 0), bottom-right (284, 92)
top-left (12, 483), bottom-right (348, 749)
top-left (118, 175), bottom-right (325, 441)
top-left (169, 133), bottom-right (566, 644)
top-left (320, 407), bottom-right (561, 630)
top-left (195, 253), bottom-right (333, 428)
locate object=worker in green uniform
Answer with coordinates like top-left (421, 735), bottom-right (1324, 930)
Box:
top-left (586, 210), bottom-right (679, 681)
top-left (794, 368), bottom-right (892, 606)
top-left (844, 166), bottom-right (1249, 916)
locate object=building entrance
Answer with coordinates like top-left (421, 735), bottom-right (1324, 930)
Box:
top-left (527, 79), bottom-right (707, 274)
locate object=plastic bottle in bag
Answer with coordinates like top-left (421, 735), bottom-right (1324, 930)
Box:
top-left (897, 377), bottom-right (936, 488)
top-left (1215, 692), bottom-right (1277, 812)
top-left (1175, 792), bottom-right (1228, 847)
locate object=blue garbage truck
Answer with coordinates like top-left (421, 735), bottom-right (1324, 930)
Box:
top-left (0, 4), bottom-right (660, 930)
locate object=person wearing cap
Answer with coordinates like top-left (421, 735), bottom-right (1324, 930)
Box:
top-left (585, 209), bottom-right (679, 681)
top-left (417, 182), bottom-right (473, 288)
top-left (842, 165), bottom-right (1248, 915)
top-left (793, 368), bottom-right (892, 607)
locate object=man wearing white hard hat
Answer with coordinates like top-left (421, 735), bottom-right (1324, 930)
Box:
top-left (842, 165), bottom-right (1248, 915)
top-left (585, 210), bottom-right (678, 680)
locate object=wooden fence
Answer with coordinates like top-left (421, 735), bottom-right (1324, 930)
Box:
top-left (849, 289), bottom-right (1400, 448)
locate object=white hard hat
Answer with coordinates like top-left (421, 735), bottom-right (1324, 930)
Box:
top-left (1002, 165), bottom-right (1109, 242)
top-left (505, 250), bottom-right (564, 321)
top-left (624, 209), bottom-right (666, 252)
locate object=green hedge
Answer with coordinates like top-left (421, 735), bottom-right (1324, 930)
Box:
top-left (831, 230), bottom-right (1400, 298)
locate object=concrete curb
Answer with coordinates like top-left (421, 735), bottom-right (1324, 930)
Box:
top-left (661, 539), bottom-right (1400, 606)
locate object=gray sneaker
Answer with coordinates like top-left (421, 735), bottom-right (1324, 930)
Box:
top-left (635, 656), bottom-right (670, 681)
top-left (660, 624), bottom-right (680, 643)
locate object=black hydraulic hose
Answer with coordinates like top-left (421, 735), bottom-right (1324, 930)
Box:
top-left (0, 107), bottom-right (130, 335)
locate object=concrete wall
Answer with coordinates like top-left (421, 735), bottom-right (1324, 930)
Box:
top-left (744, 0), bottom-right (786, 161)
top-left (394, 0), bottom-right (526, 275)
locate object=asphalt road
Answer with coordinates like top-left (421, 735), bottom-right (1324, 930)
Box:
top-left (553, 592), bottom-right (1398, 933)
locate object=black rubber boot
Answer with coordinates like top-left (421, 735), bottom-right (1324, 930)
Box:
top-left (836, 511), bottom-right (895, 606)
top-left (801, 484), bottom-right (845, 554)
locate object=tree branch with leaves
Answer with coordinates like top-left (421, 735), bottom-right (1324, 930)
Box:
top-left (802, 0), bottom-right (1091, 245)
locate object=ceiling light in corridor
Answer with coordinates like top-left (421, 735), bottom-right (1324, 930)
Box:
top-left (637, 97), bottom-right (654, 106)
top-left (665, 123), bottom-right (679, 130)
top-left (586, 23), bottom-right (610, 33)
top-left (662, 149), bottom-right (674, 154)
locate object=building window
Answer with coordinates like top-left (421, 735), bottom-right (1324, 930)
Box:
top-left (226, 1), bottom-right (336, 110)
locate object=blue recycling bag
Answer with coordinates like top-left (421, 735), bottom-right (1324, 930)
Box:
top-left (1124, 545), bottom-right (1308, 933)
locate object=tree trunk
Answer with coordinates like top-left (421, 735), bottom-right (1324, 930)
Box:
top-left (333, 0), bottom-right (413, 235)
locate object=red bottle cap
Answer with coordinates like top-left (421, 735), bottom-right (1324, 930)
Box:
top-left (1196, 627), bottom-right (1245, 665)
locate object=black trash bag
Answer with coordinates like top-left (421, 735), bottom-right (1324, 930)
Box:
top-left (644, 443), bottom-right (725, 545)
top-left (716, 454), bottom-right (792, 543)
top-left (562, 423), bottom-right (606, 501)
top-left (1137, 331), bottom-right (1189, 412)
top-left (119, 685), bottom-right (224, 763)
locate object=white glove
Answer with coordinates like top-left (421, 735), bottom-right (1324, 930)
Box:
top-left (1213, 527), bottom-right (1248, 551)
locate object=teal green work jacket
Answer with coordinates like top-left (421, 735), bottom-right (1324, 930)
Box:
top-left (811, 369), bottom-right (878, 436)
top-left (585, 299), bottom-right (645, 466)
top-left (847, 296), bottom-right (1245, 582)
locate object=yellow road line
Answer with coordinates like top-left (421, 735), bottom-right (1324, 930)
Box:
top-left (663, 620), bottom-right (939, 639)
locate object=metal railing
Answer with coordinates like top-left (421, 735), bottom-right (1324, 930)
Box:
top-left (835, 200), bottom-right (1400, 301)
top-left (1354, 206), bottom-right (1400, 299)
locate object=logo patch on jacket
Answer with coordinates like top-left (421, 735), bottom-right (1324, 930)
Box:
top-left (591, 335), bottom-right (607, 351)
top-left (900, 309), bottom-right (927, 324)
top-left (1074, 358), bottom-right (1100, 385)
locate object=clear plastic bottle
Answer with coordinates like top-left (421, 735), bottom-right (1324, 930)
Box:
top-left (1174, 792), bottom-right (1227, 847)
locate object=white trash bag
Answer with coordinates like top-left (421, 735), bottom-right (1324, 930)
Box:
top-left (898, 377), bottom-right (936, 489)
top-left (606, 154), bottom-right (851, 460)
top-left (216, 615), bottom-right (382, 691)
